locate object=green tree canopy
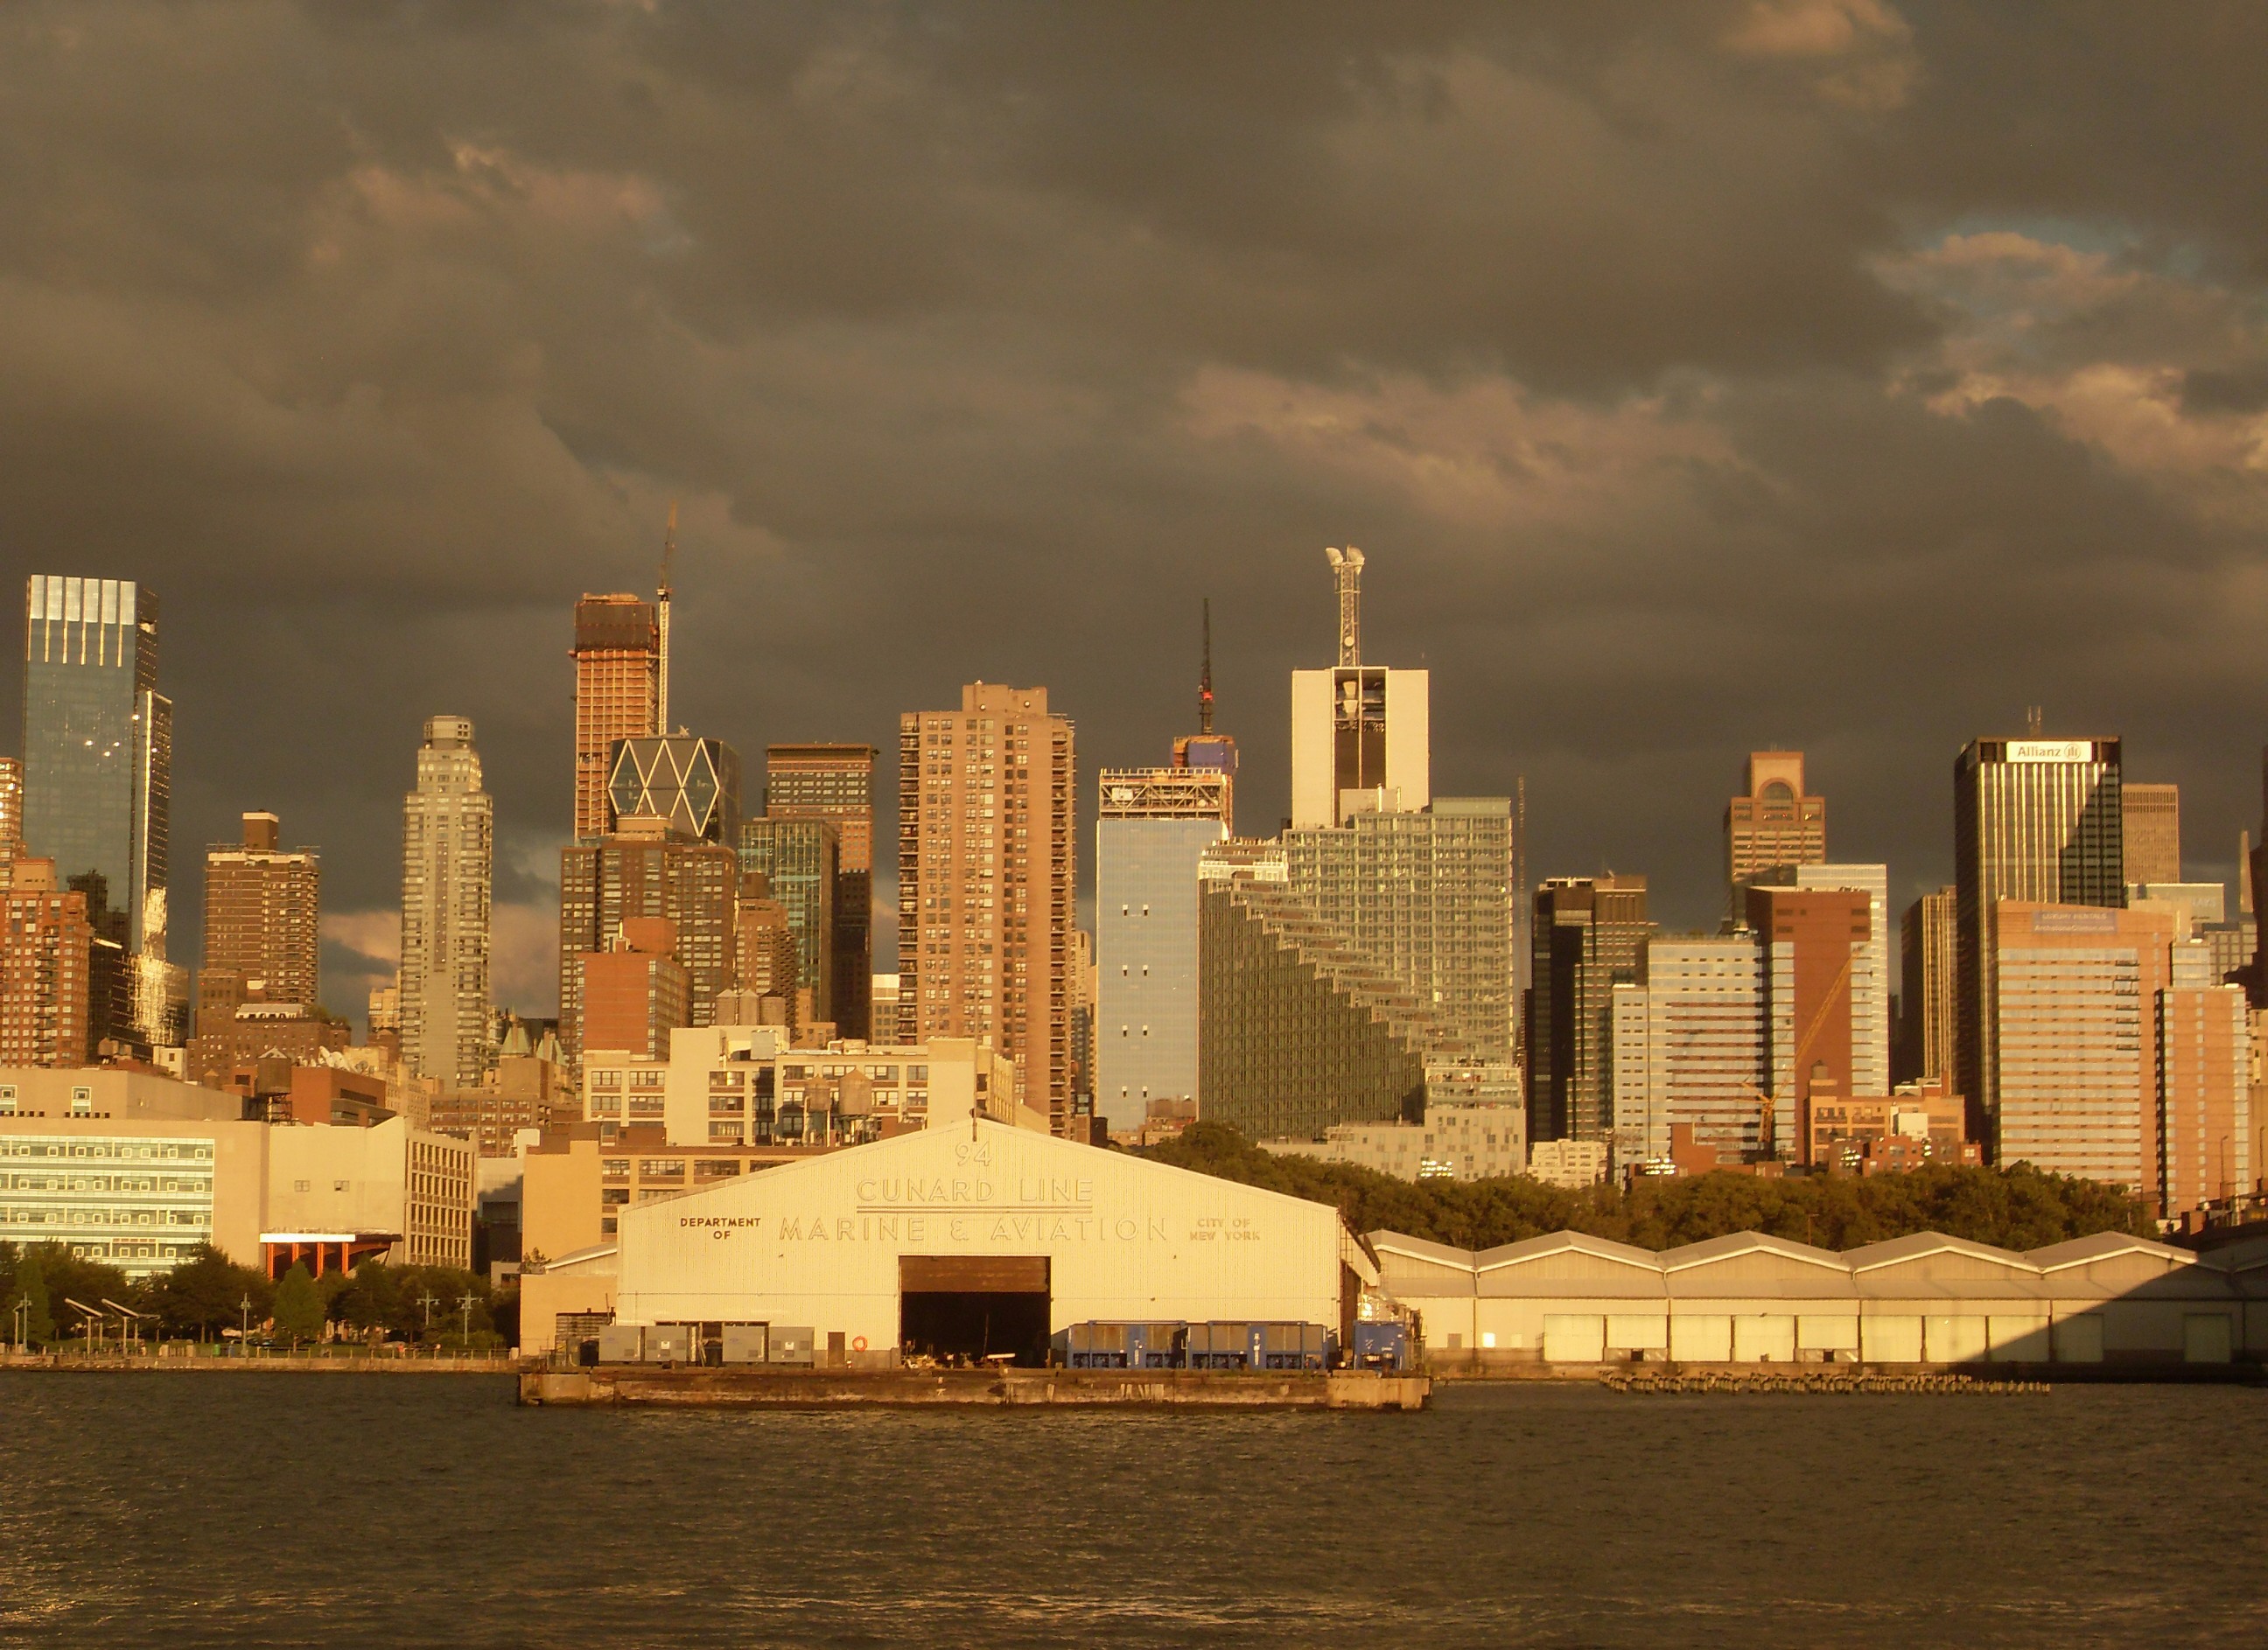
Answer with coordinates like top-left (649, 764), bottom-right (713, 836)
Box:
top-left (13, 1247), bottom-right (53, 1346)
top-left (146, 1246), bottom-right (273, 1339)
top-left (1142, 1123), bottom-right (2150, 1253)
top-left (270, 1262), bottom-right (324, 1346)
top-left (36, 1245), bottom-right (135, 1317)
top-left (324, 1260), bottom-right (498, 1342)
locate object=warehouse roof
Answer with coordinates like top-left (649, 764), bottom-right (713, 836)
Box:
top-left (1362, 1227), bottom-right (2268, 1303)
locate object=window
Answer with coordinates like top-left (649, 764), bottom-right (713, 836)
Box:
top-left (294, 1179), bottom-right (311, 1192)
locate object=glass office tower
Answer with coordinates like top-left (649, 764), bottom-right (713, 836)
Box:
top-left (21, 576), bottom-right (169, 956)
top-left (1096, 769), bottom-right (1231, 1129)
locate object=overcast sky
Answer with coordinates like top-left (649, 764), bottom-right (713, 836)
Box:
top-left (5, 2), bottom-right (2267, 1026)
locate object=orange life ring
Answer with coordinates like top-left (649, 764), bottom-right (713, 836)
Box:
top-left (851, 1335), bottom-right (868, 1352)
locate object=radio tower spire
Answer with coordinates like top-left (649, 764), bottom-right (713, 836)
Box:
top-left (1199, 598), bottom-right (1214, 735)
top-left (656, 501), bottom-right (677, 736)
top-left (1324, 545), bottom-right (1363, 667)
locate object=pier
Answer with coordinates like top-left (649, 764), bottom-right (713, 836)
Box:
top-left (520, 1365), bottom-right (1431, 1409)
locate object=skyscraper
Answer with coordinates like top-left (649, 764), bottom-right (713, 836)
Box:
top-left (0, 756), bottom-right (22, 863)
top-left (1899, 885), bottom-right (1957, 1085)
top-left (764, 744), bottom-right (877, 1038)
top-left (20, 576), bottom-right (170, 961)
top-left (733, 871), bottom-right (801, 1021)
top-left (2121, 782), bottom-right (2180, 885)
top-left (1726, 752), bottom-right (1825, 911)
top-left (1200, 860), bottom-right (1448, 1139)
top-left (1611, 935), bottom-right (1765, 1164)
top-left (606, 735), bottom-right (742, 844)
top-left (571, 593), bottom-right (658, 842)
top-left (1611, 886), bottom-right (1873, 1170)
top-left (896, 683), bottom-right (1076, 1131)
top-left (1527, 876), bottom-right (1650, 1145)
top-left (402, 716), bottom-right (493, 1089)
top-left (1096, 766), bottom-right (1231, 1128)
top-left (203, 813), bottom-right (320, 1009)
top-left (738, 816), bottom-right (839, 1027)
top-left (1756, 863), bottom-right (1889, 1101)
top-left (2158, 965), bottom-right (2250, 1220)
top-left (1290, 549), bottom-right (1429, 828)
top-left (1284, 798), bottom-right (1518, 1060)
top-left (0, 857), bottom-right (93, 1067)
top-left (1953, 736), bottom-right (2124, 1151)
top-left (1748, 883), bottom-right (1872, 1155)
top-left (1992, 901), bottom-right (2175, 1194)
top-left (556, 820), bottom-right (737, 1061)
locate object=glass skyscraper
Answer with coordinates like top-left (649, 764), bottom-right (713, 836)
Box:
top-left (1096, 768), bottom-right (1232, 1129)
top-left (21, 577), bottom-right (169, 959)
top-left (739, 816), bottom-right (840, 1024)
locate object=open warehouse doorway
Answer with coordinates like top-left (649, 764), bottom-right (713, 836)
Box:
top-left (899, 1255), bottom-right (1051, 1367)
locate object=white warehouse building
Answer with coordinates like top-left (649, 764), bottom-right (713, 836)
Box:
top-left (522, 1121), bottom-right (1375, 1362)
top-left (1371, 1227), bottom-right (2268, 1369)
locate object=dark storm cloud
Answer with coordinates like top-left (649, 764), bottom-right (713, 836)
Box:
top-left (3, 0), bottom-right (2266, 1018)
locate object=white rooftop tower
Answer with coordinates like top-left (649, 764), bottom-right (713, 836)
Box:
top-left (1291, 547), bottom-right (1428, 828)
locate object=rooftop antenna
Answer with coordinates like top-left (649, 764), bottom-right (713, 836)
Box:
top-left (656, 501), bottom-right (677, 736)
top-left (1324, 545), bottom-right (1363, 667)
top-left (1199, 598), bottom-right (1214, 736)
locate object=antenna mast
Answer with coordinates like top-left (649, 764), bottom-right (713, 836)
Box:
top-left (656, 501), bottom-right (677, 736)
top-left (1199, 598), bottom-right (1214, 735)
top-left (1324, 546), bottom-right (1363, 667)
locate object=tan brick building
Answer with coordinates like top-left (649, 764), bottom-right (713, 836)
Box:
top-left (202, 812), bottom-right (319, 1010)
top-left (897, 683), bottom-right (1076, 1130)
top-left (1725, 751), bottom-right (1825, 910)
top-left (2121, 782), bottom-right (2181, 886)
top-left (0, 857), bottom-right (93, 1067)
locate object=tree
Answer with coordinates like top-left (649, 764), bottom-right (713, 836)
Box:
top-left (14, 1248), bottom-right (53, 1347)
top-left (147, 1246), bottom-right (272, 1340)
top-left (1142, 1123), bottom-right (2150, 1253)
top-left (270, 1262), bottom-right (324, 1347)
top-left (22, 1244), bottom-right (136, 1332)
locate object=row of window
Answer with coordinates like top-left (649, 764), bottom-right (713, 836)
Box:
top-left (0, 1137), bottom-right (212, 1160)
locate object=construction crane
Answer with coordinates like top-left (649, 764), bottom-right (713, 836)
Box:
top-left (1199, 598), bottom-right (1214, 735)
top-left (656, 500), bottom-right (677, 736)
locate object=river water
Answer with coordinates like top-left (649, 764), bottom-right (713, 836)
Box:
top-left (0, 1374), bottom-right (2259, 1647)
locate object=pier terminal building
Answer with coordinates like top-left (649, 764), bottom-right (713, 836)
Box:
top-left (521, 1120), bottom-right (1375, 1363)
top-left (1371, 1227), bottom-right (2268, 1368)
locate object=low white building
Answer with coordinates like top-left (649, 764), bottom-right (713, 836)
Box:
top-left (1527, 1139), bottom-right (1610, 1188)
top-left (0, 1066), bottom-right (474, 1278)
top-left (580, 1024), bottom-right (1045, 1148)
top-left (522, 1120), bottom-right (1376, 1360)
top-left (1370, 1227), bottom-right (2268, 1368)
top-left (1259, 1103), bottom-right (1526, 1182)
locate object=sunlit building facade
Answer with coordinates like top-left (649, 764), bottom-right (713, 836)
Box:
top-left (402, 716), bottom-right (493, 1089)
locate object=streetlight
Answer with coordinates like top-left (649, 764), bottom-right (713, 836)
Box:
top-left (456, 1292), bottom-right (477, 1346)
top-left (239, 1293), bottom-right (251, 1356)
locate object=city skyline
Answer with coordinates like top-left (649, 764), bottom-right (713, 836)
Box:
top-left (9, 559), bottom-right (2265, 1034)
